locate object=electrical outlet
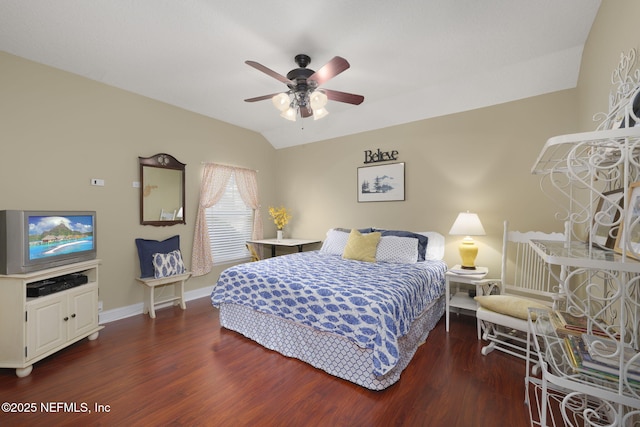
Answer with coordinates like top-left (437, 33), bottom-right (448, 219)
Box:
top-left (132, 181), bottom-right (140, 188)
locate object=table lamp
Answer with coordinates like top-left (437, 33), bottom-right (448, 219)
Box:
top-left (449, 211), bottom-right (486, 270)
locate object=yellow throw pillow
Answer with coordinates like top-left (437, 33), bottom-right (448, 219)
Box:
top-left (342, 229), bottom-right (381, 262)
top-left (474, 295), bottom-right (549, 320)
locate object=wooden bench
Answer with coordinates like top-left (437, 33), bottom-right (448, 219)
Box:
top-left (136, 272), bottom-right (191, 318)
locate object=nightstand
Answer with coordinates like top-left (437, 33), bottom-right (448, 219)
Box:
top-left (445, 265), bottom-right (488, 339)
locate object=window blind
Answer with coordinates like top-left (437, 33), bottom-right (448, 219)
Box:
top-left (205, 174), bottom-right (253, 265)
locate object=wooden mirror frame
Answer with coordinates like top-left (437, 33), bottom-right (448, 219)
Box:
top-left (139, 153), bottom-right (186, 226)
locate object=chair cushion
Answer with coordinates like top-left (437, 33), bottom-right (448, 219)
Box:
top-left (135, 235), bottom-right (180, 278)
top-left (474, 295), bottom-right (549, 321)
top-left (476, 306), bottom-right (529, 332)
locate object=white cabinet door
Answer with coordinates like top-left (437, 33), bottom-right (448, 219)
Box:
top-left (68, 284), bottom-right (98, 339)
top-left (26, 295), bottom-right (66, 360)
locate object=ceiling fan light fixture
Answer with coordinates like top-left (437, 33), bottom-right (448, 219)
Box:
top-left (313, 107), bottom-right (329, 120)
top-left (280, 107), bottom-right (297, 121)
top-left (246, 54), bottom-right (363, 122)
top-left (309, 90), bottom-right (328, 110)
top-left (272, 93), bottom-right (290, 111)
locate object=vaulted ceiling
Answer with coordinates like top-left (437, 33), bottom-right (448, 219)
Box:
top-left (0, 1), bottom-right (601, 149)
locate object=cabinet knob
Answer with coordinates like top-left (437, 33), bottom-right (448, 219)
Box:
top-left (63, 316), bottom-right (69, 321)
top-left (71, 313), bottom-right (76, 318)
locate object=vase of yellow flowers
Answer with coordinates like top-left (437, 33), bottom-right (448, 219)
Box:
top-left (269, 206), bottom-right (292, 241)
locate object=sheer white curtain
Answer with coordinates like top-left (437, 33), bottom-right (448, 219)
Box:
top-left (191, 164), bottom-right (263, 276)
top-left (234, 167), bottom-right (263, 242)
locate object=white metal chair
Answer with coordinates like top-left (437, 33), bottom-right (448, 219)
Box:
top-left (475, 220), bottom-right (566, 361)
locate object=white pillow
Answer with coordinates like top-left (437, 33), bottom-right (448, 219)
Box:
top-left (376, 236), bottom-right (418, 263)
top-left (320, 229), bottom-right (350, 255)
top-left (419, 231), bottom-right (445, 260)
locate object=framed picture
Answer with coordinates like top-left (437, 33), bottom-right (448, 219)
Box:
top-left (614, 181), bottom-right (640, 259)
top-left (591, 188), bottom-right (624, 249)
top-left (357, 162), bottom-right (405, 202)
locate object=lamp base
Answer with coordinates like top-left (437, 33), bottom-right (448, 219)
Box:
top-left (458, 238), bottom-right (478, 270)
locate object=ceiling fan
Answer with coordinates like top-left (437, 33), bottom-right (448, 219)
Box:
top-left (244, 54), bottom-right (364, 121)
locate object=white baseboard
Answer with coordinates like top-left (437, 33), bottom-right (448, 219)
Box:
top-left (98, 286), bottom-right (213, 324)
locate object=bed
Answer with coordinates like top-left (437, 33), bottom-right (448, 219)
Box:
top-left (211, 228), bottom-right (447, 390)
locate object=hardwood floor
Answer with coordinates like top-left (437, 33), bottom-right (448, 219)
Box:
top-left (0, 297), bottom-right (531, 427)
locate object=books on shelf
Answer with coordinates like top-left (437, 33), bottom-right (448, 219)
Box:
top-left (582, 334), bottom-right (640, 376)
top-left (553, 310), bottom-right (617, 339)
top-left (562, 336), bottom-right (581, 371)
top-left (562, 334), bottom-right (640, 384)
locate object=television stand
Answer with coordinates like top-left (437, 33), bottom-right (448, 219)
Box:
top-left (0, 259), bottom-right (102, 377)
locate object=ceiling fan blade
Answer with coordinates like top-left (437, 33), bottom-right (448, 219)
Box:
top-left (308, 56), bottom-right (350, 86)
top-left (323, 89), bottom-right (364, 105)
top-left (300, 106), bottom-right (313, 118)
top-left (245, 60), bottom-right (292, 85)
top-left (244, 93), bottom-right (282, 102)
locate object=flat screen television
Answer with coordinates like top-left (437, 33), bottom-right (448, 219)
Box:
top-left (0, 210), bottom-right (97, 275)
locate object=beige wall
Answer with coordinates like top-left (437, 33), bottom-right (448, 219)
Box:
top-left (276, 91), bottom-right (577, 274)
top-left (1, 0), bottom-right (638, 312)
top-left (577, 0), bottom-right (640, 131)
top-left (0, 52), bottom-right (277, 311)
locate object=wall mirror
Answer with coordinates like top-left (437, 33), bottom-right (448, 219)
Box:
top-left (139, 153), bottom-right (186, 226)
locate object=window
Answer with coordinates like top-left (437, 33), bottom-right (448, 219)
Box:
top-left (206, 173), bottom-right (253, 264)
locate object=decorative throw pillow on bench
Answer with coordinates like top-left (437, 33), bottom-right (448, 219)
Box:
top-left (135, 235), bottom-right (181, 278)
top-left (151, 249), bottom-right (186, 278)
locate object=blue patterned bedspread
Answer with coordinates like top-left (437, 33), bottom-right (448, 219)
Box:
top-left (212, 251), bottom-right (447, 376)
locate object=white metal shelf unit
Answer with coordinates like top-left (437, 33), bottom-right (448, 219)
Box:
top-left (527, 49), bottom-right (640, 426)
top-left (531, 127), bottom-right (640, 248)
top-left (527, 308), bottom-right (640, 426)
top-left (529, 126), bottom-right (640, 349)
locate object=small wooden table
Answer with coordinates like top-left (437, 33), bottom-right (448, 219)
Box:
top-left (246, 238), bottom-right (321, 257)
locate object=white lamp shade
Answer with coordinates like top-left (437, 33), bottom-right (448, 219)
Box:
top-left (309, 91), bottom-right (328, 110)
top-left (280, 107), bottom-right (297, 121)
top-left (313, 107), bottom-right (329, 120)
top-left (449, 212), bottom-right (486, 236)
top-left (272, 93), bottom-right (291, 112)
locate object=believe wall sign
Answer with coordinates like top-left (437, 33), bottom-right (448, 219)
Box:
top-left (364, 148), bottom-right (399, 164)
